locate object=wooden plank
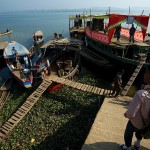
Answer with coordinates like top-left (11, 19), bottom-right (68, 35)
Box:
top-left (21, 106), bottom-right (29, 111)
top-left (83, 85), bottom-right (89, 91)
top-left (11, 116), bottom-right (19, 121)
top-left (68, 81), bottom-right (75, 87)
top-left (65, 80), bottom-right (72, 86)
top-left (14, 112), bottom-right (23, 117)
top-left (100, 89), bottom-right (105, 95)
top-left (13, 113), bottom-right (21, 119)
top-left (96, 88), bottom-right (101, 95)
top-left (3, 125), bottom-right (11, 130)
top-left (72, 82), bottom-right (78, 88)
top-left (91, 87), bottom-right (96, 93)
top-left (86, 85), bottom-right (92, 92)
top-left (4, 122), bottom-right (14, 128)
top-left (87, 85), bottom-right (93, 92)
top-left (1, 128), bottom-right (9, 134)
top-left (78, 84), bottom-right (84, 90)
top-left (0, 132), bottom-right (6, 139)
top-left (76, 83), bottom-right (83, 89)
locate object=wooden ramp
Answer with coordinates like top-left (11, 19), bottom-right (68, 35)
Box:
top-left (0, 79), bottom-right (52, 142)
top-left (50, 76), bottom-right (112, 96)
top-left (0, 78), bottom-right (13, 109)
top-left (82, 96), bottom-right (150, 150)
top-left (121, 54), bottom-right (146, 96)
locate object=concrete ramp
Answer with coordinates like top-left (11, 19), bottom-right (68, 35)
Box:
top-left (82, 96), bottom-right (150, 150)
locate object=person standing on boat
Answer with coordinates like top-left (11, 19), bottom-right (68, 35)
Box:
top-left (111, 69), bottom-right (124, 97)
top-left (129, 24), bottom-right (136, 43)
top-left (74, 15), bottom-right (79, 28)
top-left (120, 66), bottom-right (150, 150)
top-left (114, 25), bottom-right (121, 42)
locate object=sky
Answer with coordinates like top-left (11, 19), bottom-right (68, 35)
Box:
top-left (1, 0), bottom-right (150, 12)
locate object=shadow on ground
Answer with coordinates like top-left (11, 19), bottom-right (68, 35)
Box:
top-left (82, 142), bottom-right (150, 150)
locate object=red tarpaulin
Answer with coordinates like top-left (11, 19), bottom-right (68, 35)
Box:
top-left (108, 14), bottom-right (127, 43)
top-left (107, 14), bottom-right (149, 42)
top-left (134, 16), bottom-right (149, 40)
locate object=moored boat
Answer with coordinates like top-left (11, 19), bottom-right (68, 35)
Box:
top-left (69, 13), bottom-right (150, 68)
top-left (40, 37), bottom-right (82, 91)
top-left (80, 47), bottom-right (114, 68)
top-left (3, 41), bottom-right (33, 88)
top-left (0, 30), bottom-right (13, 37)
top-left (33, 30), bottom-right (44, 45)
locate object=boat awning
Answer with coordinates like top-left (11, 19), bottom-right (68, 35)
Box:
top-left (69, 14), bottom-right (109, 20)
top-left (34, 31), bottom-right (43, 36)
top-left (3, 41), bottom-right (29, 58)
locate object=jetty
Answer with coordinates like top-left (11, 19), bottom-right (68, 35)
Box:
top-left (81, 96), bottom-right (150, 150)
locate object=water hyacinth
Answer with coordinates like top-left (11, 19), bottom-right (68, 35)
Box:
top-left (0, 67), bottom-right (106, 150)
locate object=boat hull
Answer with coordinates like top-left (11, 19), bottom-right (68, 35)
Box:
top-left (86, 36), bottom-right (149, 68)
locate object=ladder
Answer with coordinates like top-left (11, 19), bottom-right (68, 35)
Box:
top-left (121, 54), bottom-right (147, 96)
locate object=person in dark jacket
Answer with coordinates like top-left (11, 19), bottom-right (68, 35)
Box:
top-left (111, 69), bottom-right (124, 97)
top-left (129, 24), bottom-right (136, 43)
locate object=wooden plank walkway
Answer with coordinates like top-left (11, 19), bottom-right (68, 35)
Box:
top-left (0, 78), bottom-right (13, 109)
top-left (49, 76), bottom-right (112, 96)
top-left (121, 54), bottom-right (147, 96)
top-left (0, 79), bottom-right (52, 141)
top-left (81, 96), bottom-right (150, 150)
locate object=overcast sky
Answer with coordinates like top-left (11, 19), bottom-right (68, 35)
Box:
top-left (1, 0), bottom-right (150, 12)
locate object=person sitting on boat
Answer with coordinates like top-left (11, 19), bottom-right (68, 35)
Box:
top-left (6, 28), bottom-right (9, 32)
top-left (111, 69), bottom-right (124, 97)
top-left (23, 56), bottom-right (29, 68)
top-left (54, 33), bottom-right (59, 40)
top-left (129, 24), bottom-right (136, 43)
top-left (12, 47), bottom-right (17, 56)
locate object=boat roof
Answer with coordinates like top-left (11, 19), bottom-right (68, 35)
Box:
top-left (3, 41), bottom-right (29, 58)
top-left (34, 31), bottom-right (43, 36)
top-left (41, 37), bottom-right (82, 49)
top-left (69, 14), bottom-right (109, 20)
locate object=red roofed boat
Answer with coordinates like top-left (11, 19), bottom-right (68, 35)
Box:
top-left (69, 13), bottom-right (150, 68)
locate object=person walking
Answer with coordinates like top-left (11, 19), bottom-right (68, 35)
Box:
top-left (120, 66), bottom-right (150, 150)
top-left (111, 69), bottom-right (124, 97)
top-left (129, 24), bottom-right (136, 43)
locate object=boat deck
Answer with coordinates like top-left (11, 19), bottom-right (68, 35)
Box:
top-left (0, 42), bottom-right (8, 50)
top-left (70, 27), bottom-right (85, 33)
top-left (81, 96), bottom-right (150, 150)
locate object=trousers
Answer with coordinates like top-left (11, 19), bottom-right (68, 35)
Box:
top-left (124, 120), bottom-right (143, 147)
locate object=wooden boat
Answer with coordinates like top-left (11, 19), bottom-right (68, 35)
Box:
top-left (0, 30), bottom-right (13, 37)
top-left (69, 13), bottom-right (150, 68)
top-left (3, 41), bottom-right (34, 88)
top-left (80, 47), bottom-right (114, 68)
top-left (33, 30), bottom-right (44, 45)
top-left (40, 37), bottom-right (82, 91)
top-left (69, 14), bottom-right (86, 41)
